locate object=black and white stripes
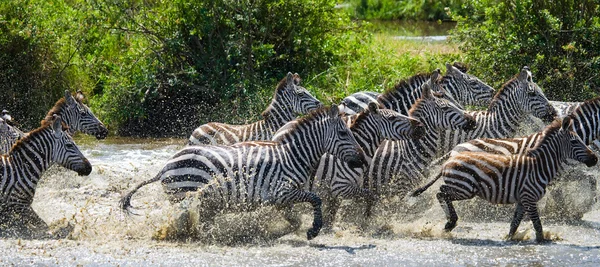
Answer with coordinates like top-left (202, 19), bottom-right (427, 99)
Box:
top-left (121, 106), bottom-right (366, 240)
top-left (0, 115), bottom-right (92, 235)
top-left (411, 117), bottom-right (597, 242)
top-left (188, 72), bottom-right (322, 145)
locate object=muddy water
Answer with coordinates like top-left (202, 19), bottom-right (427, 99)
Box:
top-left (1, 137), bottom-right (600, 266)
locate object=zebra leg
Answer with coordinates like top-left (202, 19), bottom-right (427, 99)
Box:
top-left (279, 204), bottom-right (301, 231)
top-left (322, 195), bottom-right (339, 230)
top-left (272, 188), bottom-right (323, 240)
top-left (437, 185), bottom-right (459, 232)
top-left (507, 202), bottom-right (524, 240)
top-left (523, 201), bottom-right (549, 243)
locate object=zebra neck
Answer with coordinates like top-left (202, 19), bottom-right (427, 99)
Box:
top-left (350, 118), bottom-right (382, 160)
top-left (572, 112), bottom-right (598, 145)
top-left (8, 129), bottom-right (53, 187)
top-left (282, 137), bottom-right (326, 181)
top-left (529, 145), bottom-right (564, 185)
top-left (263, 102), bottom-right (295, 131)
top-left (380, 89), bottom-right (421, 116)
top-left (485, 94), bottom-right (527, 135)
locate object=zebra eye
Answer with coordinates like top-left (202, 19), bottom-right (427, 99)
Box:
top-left (65, 143), bottom-right (75, 149)
top-left (338, 130), bottom-right (349, 137)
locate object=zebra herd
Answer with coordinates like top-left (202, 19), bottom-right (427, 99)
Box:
top-left (1, 64), bottom-right (600, 243)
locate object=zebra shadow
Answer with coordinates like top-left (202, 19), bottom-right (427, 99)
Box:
top-left (308, 243), bottom-right (377, 254)
top-left (451, 238), bottom-right (600, 250)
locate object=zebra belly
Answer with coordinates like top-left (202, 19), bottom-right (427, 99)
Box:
top-left (159, 145), bottom-right (282, 206)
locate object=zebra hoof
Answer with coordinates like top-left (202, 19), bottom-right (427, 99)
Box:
top-left (443, 221), bottom-right (456, 232)
top-left (306, 228), bottom-right (320, 240)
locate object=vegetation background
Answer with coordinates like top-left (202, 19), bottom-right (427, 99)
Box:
top-left (1, 0), bottom-right (598, 137)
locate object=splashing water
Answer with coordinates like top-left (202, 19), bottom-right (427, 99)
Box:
top-left (2, 137), bottom-right (600, 265)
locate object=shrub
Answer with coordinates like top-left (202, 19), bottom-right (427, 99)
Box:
top-left (452, 0), bottom-right (600, 101)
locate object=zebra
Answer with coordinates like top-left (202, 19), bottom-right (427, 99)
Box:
top-left (364, 82), bottom-right (477, 200)
top-left (188, 72), bottom-right (322, 145)
top-left (338, 62), bottom-right (495, 115)
top-left (120, 106), bottom-right (366, 240)
top-left (435, 66), bottom-right (557, 156)
top-left (310, 102), bottom-right (426, 226)
top-left (411, 117), bottom-right (597, 242)
top-left (445, 96), bottom-right (600, 158)
top-left (0, 120), bottom-right (23, 155)
top-left (0, 91), bottom-right (109, 155)
top-left (0, 115), bottom-right (92, 238)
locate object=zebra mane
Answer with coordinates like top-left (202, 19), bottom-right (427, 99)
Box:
top-left (8, 119), bottom-right (69, 154)
top-left (573, 96), bottom-right (600, 115)
top-left (527, 118), bottom-right (564, 155)
top-left (272, 106), bottom-right (333, 142)
top-left (380, 73), bottom-right (432, 98)
top-left (486, 73), bottom-right (520, 110)
top-left (42, 92), bottom-right (86, 124)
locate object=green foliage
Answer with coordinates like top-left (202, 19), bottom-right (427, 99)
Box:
top-left (452, 0), bottom-right (600, 101)
top-left (346, 0), bottom-right (471, 21)
top-left (0, 0), bottom-right (462, 137)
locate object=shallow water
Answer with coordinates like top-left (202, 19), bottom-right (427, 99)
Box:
top-left (2, 136), bottom-right (600, 266)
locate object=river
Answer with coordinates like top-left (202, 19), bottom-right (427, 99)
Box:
top-left (1, 136), bottom-right (599, 266)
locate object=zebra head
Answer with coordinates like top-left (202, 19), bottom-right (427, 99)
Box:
top-left (409, 82), bottom-right (476, 131)
top-left (62, 90), bottom-right (109, 139)
top-left (49, 115), bottom-right (92, 176)
top-left (358, 102), bottom-right (425, 140)
top-left (528, 117), bottom-right (597, 167)
top-left (561, 117), bottom-right (597, 167)
top-left (514, 67), bottom-right (557, 123)
top-left (277, 72), bottom-right (322, 115)
top-left (441, 63), bottom-right (495, 107)
top-left (325, 106), bottom-right (367, 169)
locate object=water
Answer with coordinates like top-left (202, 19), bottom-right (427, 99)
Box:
top-left (2, 137), bottom-right (600, 266)
top-left (369, 20), bottom-right (456, 41)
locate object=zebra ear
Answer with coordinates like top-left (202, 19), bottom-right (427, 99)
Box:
top-left (562, 116), bottom-right (572, 130)
top-left (518, 67), bottom-right (530, 82)
top-left (292, 73), bottom-right (301, 85)
top-left (286, 72), bottom-right (295, 86)
top-left (51, 114), bottom-right (63, 136)
top-left (65, 90), bottom-right (77, 107)
top-left (422, 82), bottom-right (432, 99)
top-left (76, 90), bottom-right (86, 103)
top-left (367, 102), bottom-right (379, 113)
top-left (328, 105), bottom-right (340, 118)
top-left (445, 63), bottom-right (455, 74)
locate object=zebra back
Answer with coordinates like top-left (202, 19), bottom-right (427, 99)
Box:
top-left (189, 72), bottom-right (322, 145)
top-left (42, 90), bottom-right (108, 139)
top-left (1, 115), bottom-right (91, 211)
top-left (437, 66), bottom-right (557, 154)
top-left (337, 62), bottom-right (495, 115)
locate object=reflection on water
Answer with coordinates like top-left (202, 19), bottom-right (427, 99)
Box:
top-left (1, 137), bottom-right (599, 265)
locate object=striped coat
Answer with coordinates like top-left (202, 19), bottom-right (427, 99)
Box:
top-left (121, 106), bottom-right (366, 240)
top-left (188, 72), bottom-right (322, 145)
top-left (412, 117), bottom-right (597, 242)
top-left (1, 115), bottom-right (92, 237)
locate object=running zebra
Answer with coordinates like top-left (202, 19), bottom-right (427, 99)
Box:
top-left (364, 82), bottom-right (476, 199)
top-left (436, 66), bottom-right (557, 155)
top-left (0, 115), bottom-right (92, 237)
top-left (446, 96), bottom-right (600, 158)
top-left (338, 63), bottom-right (495, 115)
top-left (411, 117), bottom-right (597, 242)
top-left (310, 103), bottom-right (425, 226)
top-left (0, 91), bottom-right (109, 154)
top-left (188, 72), bottom-right (322, 145)
top-left (120, 106), bottom-right (366, 240)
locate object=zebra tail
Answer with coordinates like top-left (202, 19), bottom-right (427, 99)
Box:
top-left (119, 173), bottom-right (162, 213)
top-left (410, 173), bottom-right (443, 197)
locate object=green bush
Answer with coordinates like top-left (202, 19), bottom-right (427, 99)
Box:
top-left (452, 0), bottom-right (600, 101)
